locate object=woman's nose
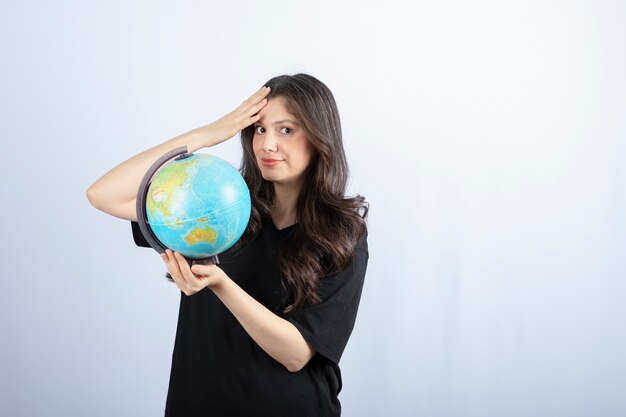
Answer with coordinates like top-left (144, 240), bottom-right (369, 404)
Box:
top-left (261, 133), bottom-right (277, 152)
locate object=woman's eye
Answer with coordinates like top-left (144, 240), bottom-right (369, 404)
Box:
top-left (254, 126), bottom-right (293, 135)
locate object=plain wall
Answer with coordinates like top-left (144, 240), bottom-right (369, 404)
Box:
top-left (1, 0), bottom-right (624, 416)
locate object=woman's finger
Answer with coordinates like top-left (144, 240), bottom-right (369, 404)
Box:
top-left (175, 252), bottom-right (205, 284)
top-left (173, 252), bottom-right (198, 281)
top-left (245, 96), bottom-right (269, 124)
top-left (161, 252), bottom-right (180, 285)
top-left (252, 85), bottom-right (270, 100)
top-left (190, 264), bottom-right (208, 276)
top-left (243, 86), bottom-right (271, 105)
top-left (252, 98), bottom-right (268, 113)
top-left (165, 249), bottom-right (186, 284)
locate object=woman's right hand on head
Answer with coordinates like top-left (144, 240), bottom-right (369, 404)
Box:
top-left (198, 85), bottom-right (271, 148)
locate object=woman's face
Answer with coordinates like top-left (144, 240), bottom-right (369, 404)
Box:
top-left (252, 96), bottom-right (315, 187)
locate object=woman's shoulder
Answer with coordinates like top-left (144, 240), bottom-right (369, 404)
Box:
top-left (356, 228), bottom-right (368, 254)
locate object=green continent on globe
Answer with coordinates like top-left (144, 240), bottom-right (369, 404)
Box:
top-left (147, 158), bottom-right (198, 224)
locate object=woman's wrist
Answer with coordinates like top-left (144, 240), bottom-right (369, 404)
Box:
top-left (207, 269), bottom-right (230, 292)
top-left (190, 124), bottom-right (224, 149)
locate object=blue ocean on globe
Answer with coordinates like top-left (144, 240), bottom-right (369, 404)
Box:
top-left (145, 153), bottom-right (251, 259)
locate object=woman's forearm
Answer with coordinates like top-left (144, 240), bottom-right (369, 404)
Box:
top-left (210, 275), bottom-right (316, 372)
top-left (86, 125), bottom-right (217, 217)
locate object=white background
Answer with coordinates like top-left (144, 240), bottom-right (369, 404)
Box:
top-left (1, 1), bottom-right (624, 416)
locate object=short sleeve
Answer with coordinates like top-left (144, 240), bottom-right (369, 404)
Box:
top-left (285, 234), bottom-right (369, 365)
top-left (130, 220), bottom-right (152, 248)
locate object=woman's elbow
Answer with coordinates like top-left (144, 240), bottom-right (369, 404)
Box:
top-left (86, 185), bottom-right (102, 208)
top-left (286, 360), bottom-right (306, 373)
top-left (285, 346), bottom-right (317, 373)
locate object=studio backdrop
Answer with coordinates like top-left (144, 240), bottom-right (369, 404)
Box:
top-left (1, 1), bottom-right (624, 416)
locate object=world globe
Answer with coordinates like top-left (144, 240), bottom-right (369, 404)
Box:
top-left (135, 146), bottom-right (251, 263)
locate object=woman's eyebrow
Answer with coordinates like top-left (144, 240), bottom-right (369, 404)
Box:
top-left (257, 118), bottom-right (300, 125)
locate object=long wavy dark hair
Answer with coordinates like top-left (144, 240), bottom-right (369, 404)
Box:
top-left (225, 73), bottom-right (369, 314)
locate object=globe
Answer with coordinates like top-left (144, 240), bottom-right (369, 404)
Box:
top-left (139, 151), bottom-right (251, 261)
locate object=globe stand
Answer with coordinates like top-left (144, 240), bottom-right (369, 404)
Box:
top-left (135, 145), bottom-right (222, 282)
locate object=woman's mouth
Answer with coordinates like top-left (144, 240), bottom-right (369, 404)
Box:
top-left (261, 158), bottom-right (284, 166)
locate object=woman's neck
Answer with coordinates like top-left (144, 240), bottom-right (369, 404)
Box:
top-left (272, 182), bottom-right (301, 227)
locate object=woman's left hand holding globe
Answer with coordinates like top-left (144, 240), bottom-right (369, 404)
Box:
top-left (161, 249), bottom-right (226, 296)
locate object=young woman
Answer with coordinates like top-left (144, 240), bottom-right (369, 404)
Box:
top-left (86, 73), bottom-right (369, 417)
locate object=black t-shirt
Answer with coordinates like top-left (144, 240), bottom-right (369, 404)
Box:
top-left (130, 219), bottom-right (369, 417)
